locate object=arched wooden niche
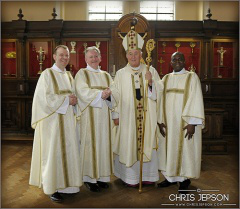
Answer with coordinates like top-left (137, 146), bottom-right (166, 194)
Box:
top-left (113, 13), bottom-right (153, 71)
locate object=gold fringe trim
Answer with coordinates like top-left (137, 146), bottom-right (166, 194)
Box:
top-left (49, 68), bottom-right (69, 187)
top-left (176, 72), bottom-right (193, 176)
top-left (163, 75), bottom-right (170, 159)
top-left (166, 88), bottom-right (184, 94)
top-left (83, 69), bottom-right (98, 179)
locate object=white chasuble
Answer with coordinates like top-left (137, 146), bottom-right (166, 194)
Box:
top-left (158, 70), bottom-right (205, 179)
top-left (29, 68), bottom-right (82, 195)
top-left (75, 68), bottom-right (115, 181)
top-left (113, 64), bottom-right (163, 167)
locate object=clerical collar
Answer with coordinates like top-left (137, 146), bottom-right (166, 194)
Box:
top-left (129, 64), bottom-right (141, 71)
top-left (86, 64), bottom-right (101, 72)
top-left (52, 63), bottom-right (66, 73)
top-left (172, 68), bottom-right (187, 75)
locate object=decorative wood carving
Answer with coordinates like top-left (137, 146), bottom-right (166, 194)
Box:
top-left (113, 13), bottom-right (152, 71)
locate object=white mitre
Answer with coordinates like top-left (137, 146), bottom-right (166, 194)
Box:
top-left (122, 27), bottom-right (144, 51)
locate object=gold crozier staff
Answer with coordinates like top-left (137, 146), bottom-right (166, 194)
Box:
top-left (139, 39), bottom-right (156, 193)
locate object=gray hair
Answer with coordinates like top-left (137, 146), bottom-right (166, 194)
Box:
top-left (85, 46), bottom-right (101, 57)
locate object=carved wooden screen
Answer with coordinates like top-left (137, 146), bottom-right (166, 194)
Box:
top-left (157, 38), bottom-right (202, 77)
top-left (113, 13), bottom-right (152, 72)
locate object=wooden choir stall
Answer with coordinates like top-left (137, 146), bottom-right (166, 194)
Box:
top-left (1, 10), bottom-right (239, 154)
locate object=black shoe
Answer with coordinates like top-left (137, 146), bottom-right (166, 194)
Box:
top-left (157, 179), bottom-right (177, 188)
top-left (50, 192), bottom-right (63, 202)
top-left (84, 182), bottom-right (100, 192)
top-left (97, 181), bottom-right (109, 188)
top-left (179, 179), bottom-right (191, 194)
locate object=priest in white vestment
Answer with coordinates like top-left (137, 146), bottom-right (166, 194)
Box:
top-left (75, 46), bottom-right (117, 192)
top-left (29, 45), bottom-right (82, 202)
top-left (112, 27), bottom-right (163, 186)
top-left (157, 51), bottom-right (205, 194)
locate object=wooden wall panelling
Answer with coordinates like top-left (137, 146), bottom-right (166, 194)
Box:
top-left (202, 39), bottom-right (210, 79)
top-left (212, 102), bottom-right (238, 131)
top-left (1, 15), bottom-right (238, 143)
top-left (201, 80), bottom-right (212, 96)
top-left (202, 114), bottom-right (213, 138)
top-left (109, 23), bottom-right (117, 77)
top-left (202, 108), bottom-right (227, 154)
top-left (62, 21), bottom-right (113, 38)
top-left (27, 80), bottom-right (38, 96)
top-left (25, 99), bottom-right (34, 133)
top-left (20, 98), bottom-right (26, 132)
top-left (203, 108), bottom-right (224, 139)
top-left (204, 97), bottom-right (238, 134)
top-left (18, 38), bottom-right (28, 79)
top-left (155, 21), bottom-right (204, 38)
top-left (1, 99), bottom-right (21, 132)
top-left (2, 80), bottom-right (19, 96)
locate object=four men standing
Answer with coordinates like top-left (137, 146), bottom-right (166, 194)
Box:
top-left (30, 32), bottom-right (204, 201)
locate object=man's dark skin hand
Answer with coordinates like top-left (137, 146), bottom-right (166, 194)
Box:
top-left (183, 124), bottom-right (196, 140)
top-left (158, 123), bottom-right (196, 140)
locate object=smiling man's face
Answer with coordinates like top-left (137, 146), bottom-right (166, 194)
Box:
top-left (171, 52), bottom-right (185, 72)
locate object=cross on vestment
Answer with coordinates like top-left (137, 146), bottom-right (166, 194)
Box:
top-left (129, 42), bottom-right (136, 48)
top-left (128, 31), bottom-right (136, 39)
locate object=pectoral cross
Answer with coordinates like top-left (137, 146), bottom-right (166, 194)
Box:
top-left (217, 47), bottom-right (226, 66)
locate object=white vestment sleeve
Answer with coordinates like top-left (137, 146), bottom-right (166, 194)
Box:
top-left (73, 105), bottom-right (77, 115)
top-left (112, 112), bottom-right (119, 120)
top-left (105, 95), bottom-right (113, 109)
top-left (56, 96), bottom-right (69, 114)
top-left (188, 117), bottom-right (203, 125)
top-left (148, 82), bottom-right (157, 101)
top-left (90, 91), bottom-right (103, 108)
